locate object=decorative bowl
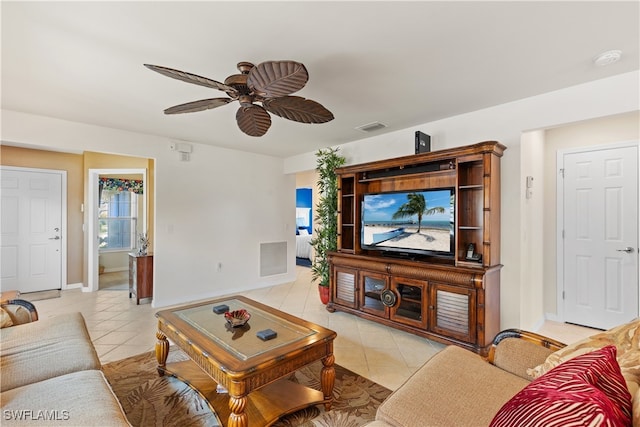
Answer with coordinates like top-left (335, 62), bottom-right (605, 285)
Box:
top-left (224, 309), bottom-right (251, 327)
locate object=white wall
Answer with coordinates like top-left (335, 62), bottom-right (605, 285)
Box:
top-left (520, 130), bottom-right (545, 330)
top-left (2, 71), bottom-right (638, 325)
top-left (99, 252), bottom-right (129, 272)
top-left (1, 110), bottom-right (297, 307)
top-left (285, 71), bottom-right (640, 174)
top-left (285, 71), bottom-right (639, 330)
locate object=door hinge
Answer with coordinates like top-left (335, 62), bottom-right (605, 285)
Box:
top-left (559, 168), bottom-right (564, 178)
top-left (562, 230), bottom-right (565, 239)
top-left (562, 291), bottom-right (565, 300)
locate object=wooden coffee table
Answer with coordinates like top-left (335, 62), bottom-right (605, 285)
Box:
top-left (155, 296), bottom-right (337, 427)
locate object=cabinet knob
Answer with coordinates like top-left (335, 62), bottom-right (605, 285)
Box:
top-left (381, 290), bottom-right (397, 307)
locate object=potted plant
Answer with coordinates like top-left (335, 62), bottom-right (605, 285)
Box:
top-left (310, 147), bottom-right (346, 304)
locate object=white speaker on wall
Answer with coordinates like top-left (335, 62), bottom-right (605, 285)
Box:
top-left (169, 141), bottom-right (193, 161)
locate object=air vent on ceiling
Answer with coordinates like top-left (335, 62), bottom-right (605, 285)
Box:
top-left (355, 121), bottom-right (387, 133)
top-left (593, 50), bottom-right (622, 67)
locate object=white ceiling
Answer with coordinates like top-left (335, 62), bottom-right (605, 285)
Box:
top-left (2, 1), bottom-right (638, 158)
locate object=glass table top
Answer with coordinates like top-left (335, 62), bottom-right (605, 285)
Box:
top-left (173, 299), bottom-right (317, 360)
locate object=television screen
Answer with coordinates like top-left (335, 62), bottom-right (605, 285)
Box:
top-left (361, 189), bottom-right (455, 257)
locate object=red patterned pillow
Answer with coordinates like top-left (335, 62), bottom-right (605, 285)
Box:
top-left (490, 346), bottom-right (632, 427)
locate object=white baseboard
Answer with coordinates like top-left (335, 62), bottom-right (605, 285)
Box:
top-left (64, 282), bottom-right (83, 290)
top-left (103, 267), bottom-right (128, 273)
top-left (531, 316), bottom-right (546, 332)
top-left (545, 312), bottom-right (562, 322)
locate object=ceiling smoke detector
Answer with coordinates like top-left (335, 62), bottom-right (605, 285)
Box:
top-left (355, 121), bottom-right (387, 133)
top-left (593, 50), bottom-right (622, 67)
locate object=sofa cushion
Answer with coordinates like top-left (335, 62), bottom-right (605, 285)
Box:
top-left (1, 300), bottom-right (38, 325)
top-left (491, 346), bottom-right (632, 427)
top-left (0, 307), bottom-right (13, 328)
top-left (0, 312), bottom-right (101, 391)
top-left (0, 369), bottom-right (131, 426)
top-left (528, 318), bottom-right (640, 395)
top-left (375, 345), bottom-right (530, 427)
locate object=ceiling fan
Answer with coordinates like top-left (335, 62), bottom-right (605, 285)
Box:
top-left (144, 60), bottom-right (334, 137)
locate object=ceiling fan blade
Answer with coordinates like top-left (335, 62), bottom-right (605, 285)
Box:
top-left (236, 105), bottom-right (271, 137)
top-left (247, 61), bottom-right (309, 98)
top-left (144, 64), bottom-right (238, 97)
top-left (263, 96), bottom-right (334, 124)
top-left (164, 98), bottom-right (232, 115)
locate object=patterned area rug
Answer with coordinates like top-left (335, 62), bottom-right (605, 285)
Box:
top-left (103, 347), bottom-right (391, 426)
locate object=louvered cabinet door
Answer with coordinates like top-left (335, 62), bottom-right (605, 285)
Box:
top-left (332, 266), bottom-right (358, 309)
top-left (429, 283), bottom-right (477, 344)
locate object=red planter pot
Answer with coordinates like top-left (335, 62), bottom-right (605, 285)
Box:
top-left (318, 285), bottom-right (330, 305)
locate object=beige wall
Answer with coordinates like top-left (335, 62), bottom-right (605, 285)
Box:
top-left (84, 151), bottom-right (155, 286)
top-left (295, 170), bottom-right (316, 189)
top-left (0, 146), bottom-right (85, 284)
top-left (542, 111), bottom-right (640, 317)
top-left (0, 146), bottom-right (155, 287)
top-left (83, 152), bottom-right (155, 248)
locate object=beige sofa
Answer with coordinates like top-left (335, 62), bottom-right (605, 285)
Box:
top-left (0, 300), bottom-right (131, 426)
top-left (367, 322), bottom-right (639, 427)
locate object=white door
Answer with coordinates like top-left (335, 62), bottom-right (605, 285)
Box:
top-left (561, 144), bottom-right (638, 330)
top-left (1, 168), bottom-right (64, 293)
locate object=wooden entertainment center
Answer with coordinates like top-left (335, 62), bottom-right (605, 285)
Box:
top-left (327, 141), bottom-right (506, 354)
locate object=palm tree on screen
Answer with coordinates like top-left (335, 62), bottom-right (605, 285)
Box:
top-left (392, 193), bottom-right (445, 233)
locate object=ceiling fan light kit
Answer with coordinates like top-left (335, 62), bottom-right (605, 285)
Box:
top-left (144, 60), bottom-right (334, 137)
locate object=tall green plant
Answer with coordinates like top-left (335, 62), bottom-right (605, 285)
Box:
top-left (310, 147), bottom-right (346, 287)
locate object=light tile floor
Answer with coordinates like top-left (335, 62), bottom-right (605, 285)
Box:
top-left (32, 266), bottom-right (597, 391)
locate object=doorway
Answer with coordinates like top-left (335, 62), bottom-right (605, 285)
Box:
top-left (87, 168), bottom-right (147, 293)
top-left (558, 142), bottom-right (639, 330)
top-left (0, 167), bottom-right (67, 293)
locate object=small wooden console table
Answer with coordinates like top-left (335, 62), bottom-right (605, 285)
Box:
top-left (128, 253), bottom-right (153, 304)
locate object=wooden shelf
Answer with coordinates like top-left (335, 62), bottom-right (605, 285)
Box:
top-left (359, 168), bottom-right (455, 183)
top-left (161, 360), bottom-right (327, 426)
top-left (328, 141), bottom-right (505, 354)
top-left (456, 260), bottom-right (484, 269)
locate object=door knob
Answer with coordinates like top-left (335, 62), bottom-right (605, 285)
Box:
top-left (48, 236), bottom-right (60, 240)
top-left (616, 247), bottom-right (634, 253)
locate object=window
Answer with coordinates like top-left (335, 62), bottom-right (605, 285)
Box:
top-left (99, 190), bottom-right (138, 251)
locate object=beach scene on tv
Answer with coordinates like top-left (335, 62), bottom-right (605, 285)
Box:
top-left (362, 190), bottom-right (454, 253)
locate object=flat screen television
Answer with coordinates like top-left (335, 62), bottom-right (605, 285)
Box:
top-left (361, 188), bottom-right (455, 258)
